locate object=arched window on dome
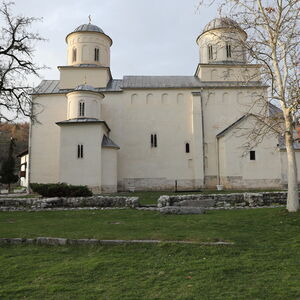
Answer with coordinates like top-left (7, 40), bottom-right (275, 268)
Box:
top-left (94, 48), bottom-right (100, 61)
top-left (208, 45), bottom-right (213, 60)
top-left (79, 101), bottom-right (85, 117)
top-left (185, 143), bottom-right (190, 153)
top-left (226, 43), bottom-right (232, 58)
top-left (72, 48), bottom-right (77, 62)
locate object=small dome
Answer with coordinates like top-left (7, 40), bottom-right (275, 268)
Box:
top-left (202, 18), bottom-right (242, 34)
top-left (73, 23), bottom-right (104, 34)
top-left (74, 84), bottom-right (97, 92)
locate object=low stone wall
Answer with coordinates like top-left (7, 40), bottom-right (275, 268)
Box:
top-left (0, 237), bottom-right (233, 246)
top-left (158, 192), bottom-right (287, 209)
top-left (0, 196), bottom-right (139, 210)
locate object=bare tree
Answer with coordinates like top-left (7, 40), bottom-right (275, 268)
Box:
top-left (197, 0), bottom-right (300, 212)
top-left (0, 1), bottom-right (45, 122)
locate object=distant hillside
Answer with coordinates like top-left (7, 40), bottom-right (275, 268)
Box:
top-left (0, 123), bottom-right (29, 165)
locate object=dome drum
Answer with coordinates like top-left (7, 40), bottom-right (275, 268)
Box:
top-left (197, 18), bottom-right (247, 64)
top-left (66, 23), bottom-right (112, 67)
top-left (67, 87), bottom-right (104, 120)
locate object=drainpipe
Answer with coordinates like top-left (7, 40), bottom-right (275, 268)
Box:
top-left (216, 136), bottom-right (221, 186)
top-left (199, 89), bottom-right (205, 187)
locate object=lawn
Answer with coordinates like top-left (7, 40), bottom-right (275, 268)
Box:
top-left (0, 208), bottom-right (300, 299)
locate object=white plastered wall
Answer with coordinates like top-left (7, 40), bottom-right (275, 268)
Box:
top-left (101, 89), bottom-right (199, 190)
top-left (67, 91), bottom-right (103, 119)
top-left (58, 123), bottom-right (105, 190)
top-left (201, 87), bottom-right (267, 187)
top-left (218, 116), bottom-right (282, 188)
top-left (59, 67), bottom-right (110, 89)
top-left (197, 65), bottom-right (261, 82)
top-left (29, 94), bottom-right (67, 184)
top-left (101, 148), bottom-right (118, 192)
top-left (66, 32), bottom-right (111, 67)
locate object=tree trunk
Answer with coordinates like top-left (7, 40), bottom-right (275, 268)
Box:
top-left (285, 115), bottom-right (299, 212)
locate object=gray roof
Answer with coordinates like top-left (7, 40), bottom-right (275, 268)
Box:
top-left (278, 135), bottom-right (300, 150)
top-left (102, 135), bottom-right (120, 149)
top-left (217, 115), bottom-right (248, 138)
top-left (32, 80), bottom-right (122, 95)
top-left (74, 24), bottom-right (104, 34)
top-left (202, 18), bottom-right (242, 34)
top-left (33, 76), bottom-right (265, 95)
top-left (59, 64), bottom-right (104, 68)
top-left (74, 84), bottom-right (97, 92)
top-left (33, 80), bottom-right (60, 94)
top-left (269, 102), bottom-right (283, 117)
top-left (122, 76), bottom-right (265, 89)
top-left (122, 76), bottom-right (203, 89)
top-left (56, 118), bottom-right (110, 131)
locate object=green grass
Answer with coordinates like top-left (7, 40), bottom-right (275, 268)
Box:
top-left (0, 208), bottom-right (300, 299)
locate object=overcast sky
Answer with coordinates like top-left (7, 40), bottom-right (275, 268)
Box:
top-left (11, 0), bottom-right (219, 85)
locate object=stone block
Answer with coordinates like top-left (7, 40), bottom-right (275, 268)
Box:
top-left (177, 199), bottom-right (215, 207)
top-left (159, 206), bottom-right (206, 215)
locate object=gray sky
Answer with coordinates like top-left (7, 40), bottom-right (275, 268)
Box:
top-left (12, 0), bottom-right (218, 85)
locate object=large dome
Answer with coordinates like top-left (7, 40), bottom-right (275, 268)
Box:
top-left (73, 23), bottom-right (104, 34)
top-left (202, 18), bottom-right (242, 34)
top-left (66, 23), bottom-right (113, 45)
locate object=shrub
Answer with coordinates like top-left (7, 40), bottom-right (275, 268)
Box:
top-left (30, 183), bottom-right (92, 197)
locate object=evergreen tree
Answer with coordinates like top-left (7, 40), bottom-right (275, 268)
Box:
top-left (0, 138), bottom-right (18, 192)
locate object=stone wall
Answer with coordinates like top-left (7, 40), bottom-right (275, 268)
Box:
top-left (0, 196), bottom-right (139, 210)
top-left (157, 192), bottom-right (287, 209)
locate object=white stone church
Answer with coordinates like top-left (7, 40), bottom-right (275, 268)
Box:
top-left (28, 18), bottom-right (298, 193)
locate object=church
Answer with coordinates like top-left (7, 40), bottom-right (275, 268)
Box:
top-left (28, 17), bottom-right (297, 193)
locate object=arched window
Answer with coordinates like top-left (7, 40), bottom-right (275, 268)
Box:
top-left (226, 43), bottom-right (232, 58)
top-left (185, 143), bottom-right (190, 153)
top-left (151, 134), bottom-right (158, 148)
top-left (77, 144), bottom-right (84, 158)
top-left (208, 45), bottom-right (213, 60)
top-left (79, 101), bottom-right (85, 117)
top-left (94, 48), bottom-right (100, 61)
top-left (72, 48), bottom-right (77, 62)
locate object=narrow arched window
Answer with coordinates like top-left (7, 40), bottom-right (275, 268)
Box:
top-left (77, 144), bottom-right (84, 158)
top-left (151, 134), bottom-right (158, 148)
top-left (185, 143), bottom-right (190, 153)
top-left (94, 48), bottom-right (100, 61)
top-left (226, 43), bottom-right (232, 58)
top-left (208, 45), bottom-right (213, 60)
top-left (79, 101), bottom-right (85, 117)
top-left (72, 48), bottom-right (77, 62)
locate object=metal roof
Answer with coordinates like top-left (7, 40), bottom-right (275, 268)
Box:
top-left (269, 102), bottom-right (283, 117)
top-left (203, 18), bottom-right (242, 34)
top-left (216, 115), bottom-right (248, 138)
top-left (74, 84), bottom-right (97, 92)
top-left (32, 80), bottom-right (122, 95)
top-left (278, 135), bottom-right (300, 150)
top-left (122, 76), bottom-right (203, 89)
top-left (102, 135), bottom-right (120, 149)
top-left (56, 118), bottom-right (110, 132)
top-left (33, 77), bottom-right (265, 95)
top-left (74, 24), bottom-right (104, 34)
